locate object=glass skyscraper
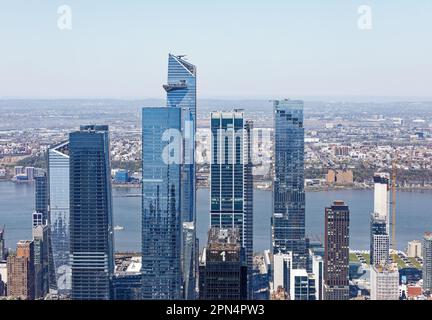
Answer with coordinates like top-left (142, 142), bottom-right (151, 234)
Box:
top-left (164, 54), bottom-right (197, 299)
top-left (210, 111), bottom-right (253, 297)
top-left (34, 171), bottom-right (48, 224)
top-left (69, 125), bottom-right (114, 300)
top-left (271, 99), bottom-right (307, 269)
top-left (142, 107), bottom-right (182, 300)
top-left (48, 141), bottom-right (71, 294)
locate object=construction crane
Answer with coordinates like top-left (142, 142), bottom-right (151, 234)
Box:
top-left (391, 152), bottom-right (398, 256)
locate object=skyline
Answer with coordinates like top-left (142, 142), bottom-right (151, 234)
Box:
top-left (1, 1), bottom-right (431, 99)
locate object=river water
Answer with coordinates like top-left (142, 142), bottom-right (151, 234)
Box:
top-left (1, 181), bottom-right (431, 252)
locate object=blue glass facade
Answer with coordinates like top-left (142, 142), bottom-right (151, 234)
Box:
top-left (48, 141), bottom-right (71, 294)
top-left (210, 111), bottom-right (253, 297)
top-left (34, 172), bottom-right (48, 224)
top-left (69, 125), bottom-right (114, 300)
top-left (142, 107), bottom-right (182, 300)
top-left (164, 54), bottom-right (197, 299)
top-left (272, 99), bottom-right (307, 269)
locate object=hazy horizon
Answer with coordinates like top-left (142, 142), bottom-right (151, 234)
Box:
top-left (1, 1), bottom-right (431, 99)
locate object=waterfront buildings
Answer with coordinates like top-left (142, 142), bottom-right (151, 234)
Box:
top-left (164, 54), bottom-right (197, 299)
top-left (48, 141), bottom-right (71, 293)
top-left (370, 265), bottom-right (400, 300)
top-left (69, 125), bottom-right (114, 300)
top-left (210, 111), bottom-right (253, 296)
top-left (141, 107), bottom-right (182, 300)
top-left (6, 240), bottom-right (35, 300)
top-left (272, 99), bottom-right (307, 269)
top-left (423, 232), bottom-right (432, 292)
top-left (370, 213), bottom-right (390, 266)
top-left (199, 228), bottom-right (247, 300)
top-left (324, 201), bottom-right (350, 300)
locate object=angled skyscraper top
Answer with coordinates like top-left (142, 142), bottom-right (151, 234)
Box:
top-left (165, 54), bottom-right (198, 299)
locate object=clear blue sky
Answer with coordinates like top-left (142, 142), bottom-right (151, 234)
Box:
top-left (0, 0), bottom-right (431, 99)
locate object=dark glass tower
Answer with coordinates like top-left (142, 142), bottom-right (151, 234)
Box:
top-left (164, 54), bottom-right (197, 299)
top-left (324, 201), bottom-right (350, 300)
top-left (272, 99), bottom-right (307, 269)
top-left (142, 107), bottom-right (182, 300)
top-left (199, 228), bottom-right (247, 300)
top-left (69, 125), bottom-right (114, 300)
top-left (34, 171), bottom-right (48, 224)
top-left (210, 111), bottom-right (253, 297)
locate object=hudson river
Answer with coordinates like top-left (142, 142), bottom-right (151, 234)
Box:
top-left (0, 181), bottom-right (431, 252)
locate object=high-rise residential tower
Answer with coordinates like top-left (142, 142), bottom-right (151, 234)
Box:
top-left (69, 125), bottom-right (114, 300)
top-left (324, 201), bottom-right (350, 300)
top-left (142, 107), bottom-right (183, 300)
top-left (272, 99), bottom-right (307, 269)
top-left (48, 141), bottom-right (71, 294)
top-left (423, 232), bottom-right (432, 292)
top-left (373, 173), bottom-right (391, 232)
top-left (370, 213), bottom-right (390, 266)
top-left (164, 54), bottom-right (197, 299)
top-left (210, 111), bottom-right (253, 296)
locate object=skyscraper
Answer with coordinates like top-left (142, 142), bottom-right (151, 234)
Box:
top-left (423, 232), bottom-right (432, 292)
top-left (33, 225), bottom-right (49, 299)
top-left (48, 141), bottom-right (71, 294)
top-left (272, 99), bottom-right (307, 269)
top-left (370, 264), bottom-right (399, 300)
top-left (0, 226), bottom-right (5, 261)
top-left (34, 171), bottom-right (48, 224)
top-left (210, 111), bottom-right (253, 296)
top-left (370, 213), bottom-right (390, 266)
top-left (7, 240), bottom-right (35, 300)
top-left (142, 107), bottom-right (182, 300)
top-left (324, 201), bottom-right (350, 300)
top-left (373, 173), bottom-right (391, 232)
top-left (199, 228), bottom-right (247, 300)
top-left (164, 54), bottom-right (197, 299)
top-left (69, 125), bottom-right (114, 300)
top-left (272, 252), bottom-right (292, 294)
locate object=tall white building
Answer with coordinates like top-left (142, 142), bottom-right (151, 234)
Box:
top-left (373, 173), bottom-right (391, 232)
top-left (370, 265), bottom-right (399, 300)
top-left (312, 254), bottom-right (324, 300)
top-left (272, 252), bottom-right (292, 292)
